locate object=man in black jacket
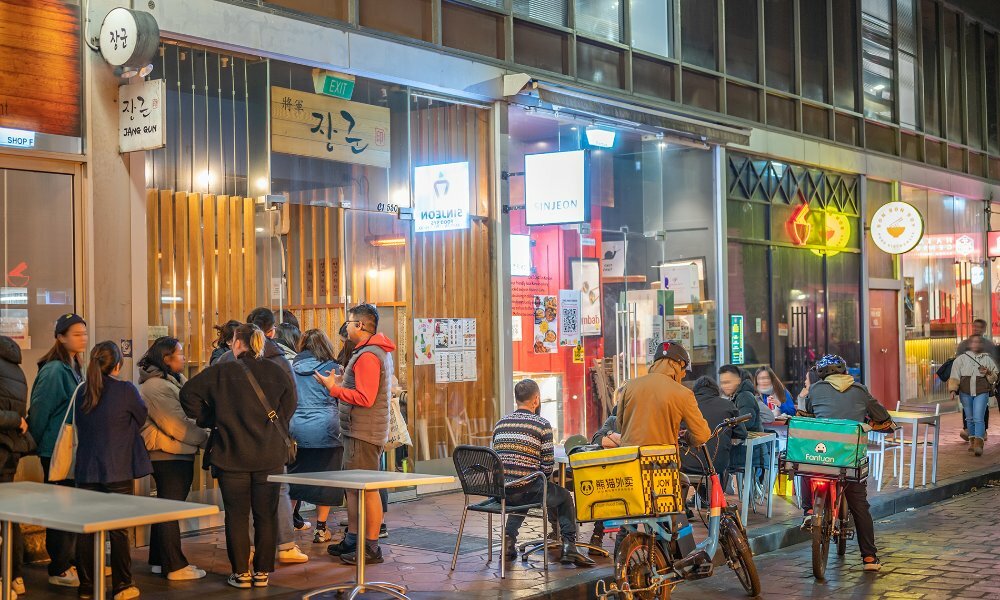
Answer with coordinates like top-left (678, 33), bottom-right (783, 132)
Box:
top-left (0, 336), bottom-right (32, 591)
top-left (681, 377), bottom-right (747, 478)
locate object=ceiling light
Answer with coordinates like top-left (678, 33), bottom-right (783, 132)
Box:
top-left (585, 127), bottom-right (616, 148)
top-left (138, 63), bottom-right (154, 77)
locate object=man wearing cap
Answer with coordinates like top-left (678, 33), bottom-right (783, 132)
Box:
top-left (618, 341), bottom-right (711, 448)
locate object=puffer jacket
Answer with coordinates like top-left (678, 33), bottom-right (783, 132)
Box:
top-left (0, 337), bottom-right (33, 470)
top-left (139, 366), bottom-right (208, 461)
top-left (681, 378), bottom-right (745, 475)
top-left (290, 351), bottom-right (343, 448)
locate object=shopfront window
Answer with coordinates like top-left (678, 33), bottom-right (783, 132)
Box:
top-left (726, 154), bottom-right (862, 392)
top-left (901, 187), bottom-right (988, 404)
top-left (508, 106), bottom-right (718, 442)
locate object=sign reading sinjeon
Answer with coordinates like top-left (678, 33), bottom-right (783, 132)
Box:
top-left (524, 150), bottom-right (587, 225)
top-left (413, 161), bottom-right (470, 233)
top-left (870, 201), bottom-right (924, 254)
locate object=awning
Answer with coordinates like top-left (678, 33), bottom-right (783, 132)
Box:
top-left (506, 77), bottom-right (752, 147)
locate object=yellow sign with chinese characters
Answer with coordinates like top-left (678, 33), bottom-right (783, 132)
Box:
top-left (270, 86), bottom-right (390, 169)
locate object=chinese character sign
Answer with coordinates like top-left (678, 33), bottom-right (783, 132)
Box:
top-left (118, 79), bottom-right (165, 152)
top-left (270, 86), bottom-right (390, 169)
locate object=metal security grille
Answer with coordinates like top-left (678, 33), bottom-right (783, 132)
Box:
top-left (726, 154), bottom-right (860, 217)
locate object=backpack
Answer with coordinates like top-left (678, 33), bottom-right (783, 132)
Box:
top-left (936, 357), bottom-right (955, 382)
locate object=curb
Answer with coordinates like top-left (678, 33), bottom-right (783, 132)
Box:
top-left (519, 463), bottom-right (1000, 600)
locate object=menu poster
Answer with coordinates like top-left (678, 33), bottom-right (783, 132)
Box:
top-left (463, 350), bottom-right (477, 381)
top-left (558, 290), bottom-right (581, 347)
top-left (511, 315), bottom-right (523, 342)
top-left (532, 295), bottom-right (558, 354)
top-left (664, 318), bottom-right (693, 353)
top-left (434, 351), bottom-right (449, 383)
top-left (434, 318), bottom-right (463, 350)
top-left (462, 318), bottom-right (477, 348)
top-left (413, 319), bottom-right (435, 365)
top-left (570, 259), bottom-right (602, 336)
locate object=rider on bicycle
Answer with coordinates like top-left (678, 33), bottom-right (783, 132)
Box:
top-left (801, 354), bottom-right (892, 572)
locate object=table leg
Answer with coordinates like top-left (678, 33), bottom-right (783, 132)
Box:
top-left (921, 423), bottom-right (929, 487)
top-left (740, 441), bottom-right (752, 526)
top-left (766, 440), bottom-right (775, 518)
top-left (908, 421), bottom-right (917, 489)
top-left (357, 491), bottom-right (366, 587)
top-left (1, 521), bottom-right (11, 600)
top-left (94, 530), bottom-right (106, 600)
top-left (932, 418), bottom-right (940, 484)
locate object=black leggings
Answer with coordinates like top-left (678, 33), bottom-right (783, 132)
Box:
top-left (76, 481), bottom-right (135, 594)
top-left (216, 468), bottom-right (282, 574)
top-left (39, 457), bottom-right (77, 576)
top-left (148, 460), bottom-right (195, 574)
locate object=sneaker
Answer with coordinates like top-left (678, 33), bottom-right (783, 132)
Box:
top-left (314, 528), bottom-right (333, 543)
top-left (252, 572), bottom-right (268, 588)
top-left (278, 544), bottom-right (309, 564)
top-left (12, 577), bottom-right (24, 595)
top-left (227, 573), bottom-right (252, 589)
top-left (50, 567), bottom-right (81, 588)
top-left (327, 539), bottom-right (357, 557)
top-left (167, 565), bottom-right (207, 581)
top-left (294, 520), bottom-right (312, 532)
top-left (340, 545), bottom-right (383, 565)
top-left (113, 586), bottom-right (140, 600)
top-left (863, 556), bottom-right (882, 572)
top-left (150, 565), bottom-right (162, 575)
top-left (379, 524), bottom-right (388, 539)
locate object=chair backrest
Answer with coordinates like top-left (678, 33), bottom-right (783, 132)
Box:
top-left (452, 445), bottom-right (508, 499)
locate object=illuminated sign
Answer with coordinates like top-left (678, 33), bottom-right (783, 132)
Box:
top-left (784, 202), bottom-right (853, 256)
top-left (0, 128), bottom-right (35, 149)
top-left (912, 233), bottom-right (982, 259)
top-left (870, 201), bottom-right (924, 254)
top-left (524, 150), bottom-right (588, 225)
top-left (812, 212), bottom-right (852, 257)
top-left (988, 232), bottom-right (1000, 258)
top-left (785, 203), bottom-right (812, 246)
top-left (413, 161), bottom-right (470, 233)
top-left (730, 315), bottom-right (745, 365)
top-left (510, 234), bottom-right (532, 276)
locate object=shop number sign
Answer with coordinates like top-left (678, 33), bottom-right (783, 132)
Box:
top-left (870, 201), bottom-right (924, 254)
top-left (730, 315), bottom-right (745, 365)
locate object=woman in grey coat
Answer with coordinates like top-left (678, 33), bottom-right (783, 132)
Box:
top-left (139, 337), bottom-right (209, 581)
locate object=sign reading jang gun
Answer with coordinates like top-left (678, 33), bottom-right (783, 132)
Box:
top-left (270, 86), bottom-right (390, 169)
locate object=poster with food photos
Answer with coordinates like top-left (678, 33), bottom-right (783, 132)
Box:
top-left (533, 295), bottom-right (559, 354)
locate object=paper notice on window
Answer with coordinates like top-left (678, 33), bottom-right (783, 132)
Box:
top-left (512, 315), bottom-right (523, 342)
top-left (434, 351), bottom-right (449, 383)
top-left (462, 318), bottom-right (477, 348)
top-left (413, 319), bottom-right (435, 366)
top-left (558, 290), bottom-right (581, 347)
top-left (462, 350), bottom-right (477, 381)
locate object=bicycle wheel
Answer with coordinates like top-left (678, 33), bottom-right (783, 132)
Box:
top-left (720, 515), bottom-right (761, 597)
top-left (615, 532), bottom-right (672, 600)
top-left (811, 490), bottom-right (832, 579)
top-left (837, 492), bottom-right (849, 557)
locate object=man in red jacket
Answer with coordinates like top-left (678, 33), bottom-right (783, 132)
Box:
top-left (315, 303), bottom-right (396, 565)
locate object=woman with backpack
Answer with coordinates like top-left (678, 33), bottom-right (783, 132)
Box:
top-left (74, 341), bottom-right (152, 600)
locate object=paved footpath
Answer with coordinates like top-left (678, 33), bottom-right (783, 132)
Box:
top-left (673, 485), bottom-right (1000, 600)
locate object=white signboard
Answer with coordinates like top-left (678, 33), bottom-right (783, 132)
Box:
top-left (660, 263), bottom-right (701, 305)
top-left (602, 241), bottom-right (626, 277)
top-left (119, 79), bottom-right (165, 153)
top-left (510, 234), bottom-right (532, 277)
top-left (524, 150), bottom-right (587, 225)
top-left (413, 161), bottom-right (470, 233)
top-left (870, 201), bottom-right (924, 254)
top-left (100, 8), bottom-right (142, 66)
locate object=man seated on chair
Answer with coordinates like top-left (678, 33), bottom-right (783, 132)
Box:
top-left (491, 379), bottom-right (595, 567)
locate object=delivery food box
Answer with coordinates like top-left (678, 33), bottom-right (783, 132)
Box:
top-left (786, 417), bottom-right (867, 469)
top-left (570, 445), bottom-right (681, 522)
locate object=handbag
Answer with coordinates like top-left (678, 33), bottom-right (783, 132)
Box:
top-left (966, 353), bottom-right (1000, 398)
top-left (936, 356), bottom-right (955, 382)
top-left (385, 392), bottom-right (412, 450)
top-left (48, 381), bottom-right (85, 482)
top-left (236, 361), bottom-right (297, 464)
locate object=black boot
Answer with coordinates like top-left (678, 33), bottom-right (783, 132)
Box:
top-left (561, 541), bottom-right (596, 567)
top-left (588, 531), bottom-right (604, 557)
top-left (503, 537), bottom-right (518, 561)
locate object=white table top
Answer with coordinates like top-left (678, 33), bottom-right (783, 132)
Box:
top-left (0, 481), bottom-right (219, 534)
top-left (734, 431), bottom-right (778, 445)
top-left (554, 445), bottom-right (568, 464)
top-left (269, 469), bottom-right (455, 490)
top-left (889, 411), bottom-right (942, 424)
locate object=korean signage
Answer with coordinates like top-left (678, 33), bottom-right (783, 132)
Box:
top-left (413, 161), bottom-right (470, 233)
top-left (119, 79), bottom-right (165, 152)
top-left (870, 201), bottom-right (924, 255)
top-left (730, 315), bottom-right (745, 365)
top-left (270, 86), bottom-right (390, 169)
top-left (524, 150), bottom-right (587, 225)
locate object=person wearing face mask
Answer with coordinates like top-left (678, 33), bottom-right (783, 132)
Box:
top-left (617, 341), bottom-right (711, 448)
top-left (490, 379), bottom-right (595, 567)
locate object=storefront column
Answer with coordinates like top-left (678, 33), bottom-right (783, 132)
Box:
top-left (493, 101), bottom-right (513, 416)
top-left (715, 146), bottom-right (730, 365)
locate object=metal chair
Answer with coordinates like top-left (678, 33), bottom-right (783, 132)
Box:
top-left (866, 430), bottom-right (903, 491)
top-left (450, 445), bottom-right (548, 579)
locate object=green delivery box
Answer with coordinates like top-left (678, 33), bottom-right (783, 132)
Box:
top-left (786, 418), bottom-right (867, 469)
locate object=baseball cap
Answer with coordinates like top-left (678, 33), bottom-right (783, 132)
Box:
top-left (652, 340), bottom-right (690, 367)
top-left (54, 313), bottom-right (86, 338)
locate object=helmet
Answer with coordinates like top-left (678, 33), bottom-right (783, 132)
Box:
top-left (815, 354), bottom-right (848, 378)
top-left (652, 340), bottom-right (690, 367)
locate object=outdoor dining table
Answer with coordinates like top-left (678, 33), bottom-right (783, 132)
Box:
top-left (888, 410), bottom-right (941, 489)
top-left (0, 481), bottom-right (219, 600)
top-left (269, 469), bottom-right (455, 600)
top-left (732, 430), bottom-right (778, 526)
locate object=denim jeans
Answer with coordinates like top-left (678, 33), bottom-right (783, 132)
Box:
top-left (961, 392), bottom-right (990, 439)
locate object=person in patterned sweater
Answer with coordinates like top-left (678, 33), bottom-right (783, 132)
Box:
top-left (491, 379), bottom-right (595, 567)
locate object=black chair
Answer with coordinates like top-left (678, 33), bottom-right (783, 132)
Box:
top-left (450, 445), bottom-right (548, 579)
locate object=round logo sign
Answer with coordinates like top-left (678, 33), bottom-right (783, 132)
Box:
top-left (870, 201), bottom-right (924, 254)
top-left (99, 8), bottom-right (160, 71)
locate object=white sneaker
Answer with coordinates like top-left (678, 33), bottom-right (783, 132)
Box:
top-left (150, 565), bottom-right (162, 575)
top-left (277, 544), bottom-right (309, 564)
top-left (12, 577), bottom-right (24, 594)
top-left (167, 565), bottom-right (207, 581)
top-left (49, 567), bottom-right (80, 587)
top-left (294, 520), bottom-right (312, 531)
top-left (113, 585), bottom-right (141, 600)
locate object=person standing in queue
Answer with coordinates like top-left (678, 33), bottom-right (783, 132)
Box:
top-left (74, 341), bottom-right (152, 600)
top-left (181, 324), bottom-right (296, 589)
top-left (209, 320), bottom-right (242, 366)
top-left (316, 304), bottom-right (395, 565)
top-left (27, 313), bottom-right (88, 589)
top-left (138, 337), bottom-right (209, 581)
top-left (0, 336), bottom-right (36, 598)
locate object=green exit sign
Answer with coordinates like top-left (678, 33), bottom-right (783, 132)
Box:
top-left (320, 75), bottom-right (355, 99)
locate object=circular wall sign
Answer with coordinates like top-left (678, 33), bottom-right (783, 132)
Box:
top-left (99, 8), bottom-right (159, 70)
top-left (870, 201), bottom-right (924, 254)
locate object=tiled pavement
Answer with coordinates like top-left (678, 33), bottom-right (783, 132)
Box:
top-left (16, 411), bottom-right (1000, 599)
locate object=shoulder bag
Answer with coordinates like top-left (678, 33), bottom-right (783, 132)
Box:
top-left (48, 381), bottom-right (85, 482)
top-left (236, 361), bottom-right (297, 464)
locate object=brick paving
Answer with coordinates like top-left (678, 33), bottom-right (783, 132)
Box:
top-left (14, 411), bottom-right (1000, 599)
